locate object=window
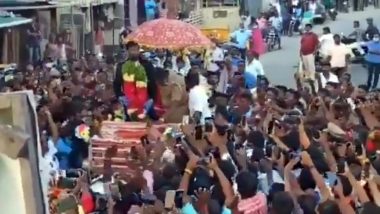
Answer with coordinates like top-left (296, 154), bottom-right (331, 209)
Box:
top-left (179, 0), bottom-right (198, 18)
top-left (203, 0), bottom-right (239, 7)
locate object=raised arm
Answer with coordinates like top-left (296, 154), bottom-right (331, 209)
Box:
top-left (345, 164), bottom-right (370, 204)
top-left (45, 108), bottom-right (59, 143)
top-left (299, 120), bottom-right (311, 149)
top-left (284, 157), bottom-right (304, 196)
top-left (333, 177), bottom-right (356, 214)
top-left (318, 131), bottom-right (337, 172)
top-left (301, 151), bottom-right (332, 202)
top-left (209, 155), bottom-right (235, 205)
top-left (178, 152), bottom-right (199, 194)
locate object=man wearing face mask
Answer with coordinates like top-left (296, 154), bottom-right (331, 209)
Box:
top-left (114, 41), bottom-right (157, 119)
top-left (365, 33), bottom-right (380, 89)
top-left (230, 23), bottom-right (251, 60)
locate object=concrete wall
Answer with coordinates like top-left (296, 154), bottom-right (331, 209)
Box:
top-left (0, 155), bottom-right (26, 214)
top-left (0, 91), bottom-right (45, 214)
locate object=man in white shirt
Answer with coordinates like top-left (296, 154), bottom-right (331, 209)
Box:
top-left (206, 41), bottom-right (224, 73)
top-left (317, 62), bottom-right (339, 89)
top-left (327, 34), bottom-right (351, 77)
top-left (309, 0), bottom-right (318, 14)
top-left (319, 27), bottom-right (334, 59)
top-left (246, 51), bottom-right (265, 77)
top-left (186, 70), bottom-right (212, 124)
top-left (241, 15), bottom-right (251, 30)
top-left (269, 13), bottom-right (282, 33)
top-left (172, 54), bottom-right (191, 76)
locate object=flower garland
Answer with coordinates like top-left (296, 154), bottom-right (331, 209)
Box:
top-left (122, 60), bottom-right (147, 83)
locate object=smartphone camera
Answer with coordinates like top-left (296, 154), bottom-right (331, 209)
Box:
top-left (355, 143), bottom-right (363, 156)
top-left (289, 151), bottom-right (300, 159)
top-left (205, 118), bottom-right (213, 133)
top-left (174, 190), bottom-right (185, 208)
top-left (265, 144), bottom-right (273, 157)
top-left (337, 158), bottom-right (346, 174)
top-left (209, 147), bottom-right (220, 159)
top-left (197, 156), bottom-right (211, 166)
top-left (195, 125), bottom-right (203, 140)
top-left (140, 135), bottom-right (149, 146)
top-left (235, 143), bottom-right (243, 150)
top-left (241, 115), bottom-right (247, 127)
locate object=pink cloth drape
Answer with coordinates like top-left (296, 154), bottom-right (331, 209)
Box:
top-left (250, 28), bottom-right (266, 55)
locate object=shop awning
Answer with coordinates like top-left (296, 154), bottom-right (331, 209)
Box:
top-left (0, 16), bottom-right (32, 28)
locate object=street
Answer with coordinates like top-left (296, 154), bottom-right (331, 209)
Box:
top-left (261, 7), bottom-right (380, 88)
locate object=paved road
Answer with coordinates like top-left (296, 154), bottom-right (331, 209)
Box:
top-left (261, 7), bottom-right (380, 88)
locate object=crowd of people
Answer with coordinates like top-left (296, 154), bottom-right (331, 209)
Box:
top-left (3, 3), bottom-right (380, 214)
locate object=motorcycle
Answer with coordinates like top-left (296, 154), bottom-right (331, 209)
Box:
top-left (311, 3), bottom-right (327, 24)
top-left (303, 10), bottom-right (326, 26)
top-left (265, 28), bottom-right (280, 51)
top-left (288, 17), bottom-right (303, 36)
top-left (341, 36), bottom-right (367, 64)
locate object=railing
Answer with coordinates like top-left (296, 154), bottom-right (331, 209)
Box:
top-left (182, 10), bottom-right (203, 26)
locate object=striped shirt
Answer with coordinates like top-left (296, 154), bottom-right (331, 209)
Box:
top-left (238, 192), bottom-right (267, 214)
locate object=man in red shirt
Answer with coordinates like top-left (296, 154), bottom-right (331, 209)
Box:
top-left (300, 24), bottom-right (319, 80)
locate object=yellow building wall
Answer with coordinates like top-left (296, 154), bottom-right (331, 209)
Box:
top-left (201, 7), bottom-right (240, 31)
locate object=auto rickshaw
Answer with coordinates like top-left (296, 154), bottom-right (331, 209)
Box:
top-left (201, 27), bottom-right (230, 43)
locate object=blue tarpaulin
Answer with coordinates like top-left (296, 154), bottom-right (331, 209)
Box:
top-left (0, 16), bottom-right (32, 29)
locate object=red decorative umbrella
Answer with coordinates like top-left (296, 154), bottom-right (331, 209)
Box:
top-left (125, 18), bottom-right (212, 49)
